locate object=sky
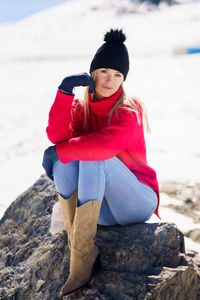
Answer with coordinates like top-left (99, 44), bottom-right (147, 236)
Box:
top-left (0, 0), bottom-right (69, 23)
top-left (0, 0), bottom-right (195, 23)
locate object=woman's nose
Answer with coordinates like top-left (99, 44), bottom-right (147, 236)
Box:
top-left (106, 75), bottom-right (112, 82)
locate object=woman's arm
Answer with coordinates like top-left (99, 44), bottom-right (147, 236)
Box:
top-left (56, 109), bottom-right (140, 163)
top-left (46, 91), bottom-right (76, 144)
top-left (46, 73), bottom-right (94, 144)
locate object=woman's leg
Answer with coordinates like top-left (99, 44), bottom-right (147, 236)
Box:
top-left (103, 157), bottom-right (158, 225)
top-left (60, 160), bottom-right (102, 296)
top-left (77, 158), bottom-right (158, 226)
top-left (52, 160), bottom-right (79, 198)
top-left (78, 160), bottom-right (117, 225)
top-left (52, 160), bottom-right (79, 248)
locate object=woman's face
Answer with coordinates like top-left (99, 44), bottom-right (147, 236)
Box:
top-left (93, 68), bottom-right (124, 100)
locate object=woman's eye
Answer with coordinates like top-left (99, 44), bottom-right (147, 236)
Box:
top-left (101, 69), bottom-right (108, 74)
top-left (115, 73), bottom-right (121, 77)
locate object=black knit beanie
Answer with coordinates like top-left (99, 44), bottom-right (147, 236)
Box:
top-left (89, 29), bottom-right (129, 81)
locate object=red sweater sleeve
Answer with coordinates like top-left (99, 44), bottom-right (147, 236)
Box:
top-left (56, 109), bottom-right (138, 163)
top-left (46, 90), bottom-right (75, 144)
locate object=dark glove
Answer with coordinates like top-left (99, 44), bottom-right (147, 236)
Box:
top-left (42, 146), bottom-right (59, 180)
top-left (58, 73), bottom-right (95, 94)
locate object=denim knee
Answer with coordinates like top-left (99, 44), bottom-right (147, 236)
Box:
top-left (52, 160), bottom-right (79, 198)
top-left (78, 160), bottom-right (106, 204)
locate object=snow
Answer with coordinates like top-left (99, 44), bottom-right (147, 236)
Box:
top-left (0, 0), bottom-right (200, 252)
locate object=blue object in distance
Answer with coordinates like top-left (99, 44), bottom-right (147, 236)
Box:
top-left (186, 48), bottom-right (200, 54)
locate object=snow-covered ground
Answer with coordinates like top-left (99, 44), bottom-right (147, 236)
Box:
top-left (0, 0), bottom-right (200, 252)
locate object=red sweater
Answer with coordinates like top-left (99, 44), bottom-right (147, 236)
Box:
top-left (46, 88), bottom-right (160, 218)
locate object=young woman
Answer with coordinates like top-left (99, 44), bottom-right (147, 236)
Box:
top-left (42, 29), bottom-right (160, 296)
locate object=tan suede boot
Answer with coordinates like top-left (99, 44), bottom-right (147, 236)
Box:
top-left (57, 190), bottom-right (78, 248)
top-left (60, 200), bottom-right (101, 296)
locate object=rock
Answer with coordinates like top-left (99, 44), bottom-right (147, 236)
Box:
top-left (160, 181), bottom-right (200, 248)
top-left (185, 229), bottom-right (200, 244)
top-left (160, 181), bottom-right (200, 207)
top-left (186, 250), bottom-right (200, 268)
top-left (146, 265), bottom-right (200, 300)
top-left (0, 175), bottom-right (200, 300)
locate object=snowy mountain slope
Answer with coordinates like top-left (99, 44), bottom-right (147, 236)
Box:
top-left (0, 0), bottom-right (200, 59)
top-left (0, 0), bottom-right (200, 231)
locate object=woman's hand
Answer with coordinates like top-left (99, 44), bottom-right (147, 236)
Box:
top-left (42, 146), bottom-right (59, 180)
top-left (58, 73), bottom-right (95, 95)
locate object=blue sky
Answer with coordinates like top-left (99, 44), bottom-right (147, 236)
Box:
top-left (0, 0), bottom-right (69, 23)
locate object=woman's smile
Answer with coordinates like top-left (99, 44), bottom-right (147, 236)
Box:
top-left (102, 86), bottom-right (112, 90)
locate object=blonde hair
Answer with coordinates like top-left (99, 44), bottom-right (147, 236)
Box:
top-left (81, 71), bottom-right (150, 133)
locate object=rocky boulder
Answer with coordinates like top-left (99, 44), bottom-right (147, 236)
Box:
top-left (0, 175), bottom-right (200, 300)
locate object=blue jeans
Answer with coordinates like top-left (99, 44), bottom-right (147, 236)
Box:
top-left (52, 157), bottom-right (158, 226)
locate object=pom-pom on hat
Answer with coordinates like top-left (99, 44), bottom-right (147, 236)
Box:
top-left (89, 29), bottom-right (129, 80)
